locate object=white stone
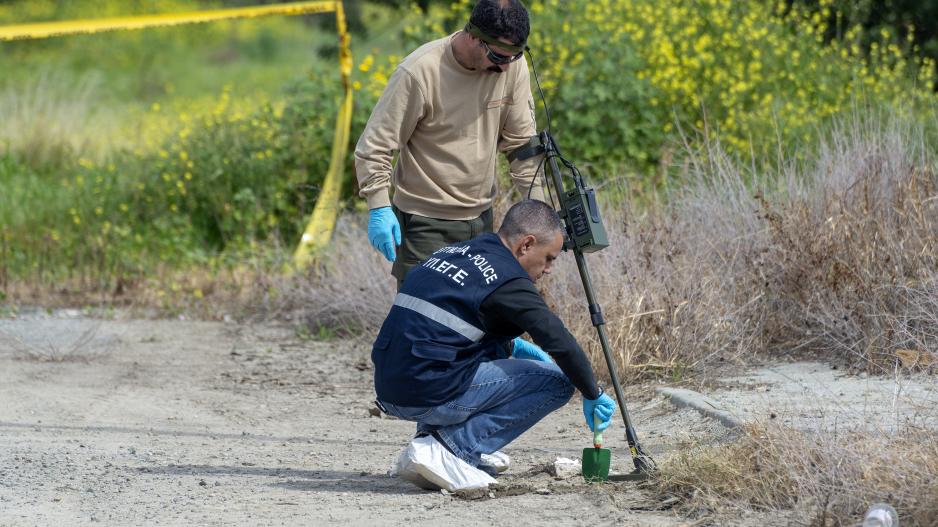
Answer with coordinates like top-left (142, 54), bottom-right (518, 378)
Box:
top-left (549, 457), bottom-right (581, 479)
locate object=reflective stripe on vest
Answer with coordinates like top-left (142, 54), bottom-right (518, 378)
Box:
top-left (393, 293), bottom-right (485, 342)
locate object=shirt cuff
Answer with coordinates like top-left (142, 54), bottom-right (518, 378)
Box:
top-left (584, 384), bottom-right (602, 401)
top-left (365, 189), bottom-right (391, 210)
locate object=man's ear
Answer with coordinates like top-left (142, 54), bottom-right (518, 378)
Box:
top-left (520, 234), bottom-right (537, 254)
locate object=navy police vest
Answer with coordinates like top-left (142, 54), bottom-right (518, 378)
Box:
top-left (372, 232), bottom-right (530, 406)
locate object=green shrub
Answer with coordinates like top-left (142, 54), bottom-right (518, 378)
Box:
top-left (0, 0), bottom-right (360, 295)
top-left (394, 0), bottom-right (938, 176)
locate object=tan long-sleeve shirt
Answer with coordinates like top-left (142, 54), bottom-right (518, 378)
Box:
top-left (354, 33), bottom-right (544, 221)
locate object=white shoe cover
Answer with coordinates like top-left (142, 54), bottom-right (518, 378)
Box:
top-left (393, 436), bottom-right (495, 491)
top-left (479, 451), bottom-right (510, 474)
top-left (390, 444), bottom-right (436, 490)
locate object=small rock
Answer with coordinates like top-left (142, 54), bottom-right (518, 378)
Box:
top-left (549, 457), bottom-right (581, 479)
top-left (198, 479), bottom-right (207, 486)
top-left (535, 488), bottom-right (551, 495)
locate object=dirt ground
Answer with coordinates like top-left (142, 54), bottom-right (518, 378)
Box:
top-left (2, 310), bottom-right (928, 526)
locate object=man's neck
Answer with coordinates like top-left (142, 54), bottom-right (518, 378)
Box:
top-left (451, 31), bottom-right (476, 71)
top-left (498, 233), bottom-right (517, 256)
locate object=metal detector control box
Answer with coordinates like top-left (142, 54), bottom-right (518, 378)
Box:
top-left (563, 186), bottom-right (608, 253)
top-left (507, 132), bottom-right (609, 252)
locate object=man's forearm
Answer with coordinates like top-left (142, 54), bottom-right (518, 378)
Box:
top-left (481, 279), bottom-right (601, 399)
top-left (508, 161), bottom-right (546, 202)
top-left (354, 67), bottom-right (424, 209)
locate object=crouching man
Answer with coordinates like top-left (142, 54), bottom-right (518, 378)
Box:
top-left (372, 199), bottom-right (617, 491)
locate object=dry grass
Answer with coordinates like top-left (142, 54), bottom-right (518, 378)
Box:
top-left (654, 421), bottom-right (938, 526)
top-left (271, 113), bottom-right (938, 380)
top-left (253, 218), bottom-right (396, 337)
top-left (0, 70), bottom-right (113, 167)
top-left (0, 321), bottom-right (106, 362)
top-left (540, 113), bottom-right (938, 381)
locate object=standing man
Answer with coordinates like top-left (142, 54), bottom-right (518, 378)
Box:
top-left (372, 200), bottom-right (617, 491)
top-left (355, 0), bottom-right (545, 290)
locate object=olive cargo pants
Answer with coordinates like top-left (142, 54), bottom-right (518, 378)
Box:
top-left (391, 206), bottom-right (494, 291)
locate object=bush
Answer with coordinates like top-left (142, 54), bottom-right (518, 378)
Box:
top-left (0, 72), bottom-right (350, 292)
top-left (396, 0), bottom-right (938, 176)
top-left (655, 422), bottom-right (938, 526)
top-left (132, 79), bottom-right (338, 253)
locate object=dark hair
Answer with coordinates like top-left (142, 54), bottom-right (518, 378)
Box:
top-left (498, 200), bottom-right (563, 244)
top-left (469, 0), bottom-right (530, 47)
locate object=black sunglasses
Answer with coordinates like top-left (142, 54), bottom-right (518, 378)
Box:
top-left (481, 40), bottom-right (524, 65)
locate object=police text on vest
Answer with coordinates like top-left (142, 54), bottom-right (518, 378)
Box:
top-left (468, 255), bottom-right (499, 284)
top-left (422, 257), bottom-right (469, 286)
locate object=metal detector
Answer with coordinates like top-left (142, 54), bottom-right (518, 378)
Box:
top-left (509, 130), bottom-right (656, 480)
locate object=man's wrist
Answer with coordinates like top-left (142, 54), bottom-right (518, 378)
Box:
top-left (586, 384), bottom-right (603, 401)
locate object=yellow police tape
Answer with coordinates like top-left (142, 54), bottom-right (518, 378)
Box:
top-left (0, 1), bottom-right (353, 270)
top-left (0, 1), bottom-right (338, 41)
top-left (292, 2), bottom-right (353, 270)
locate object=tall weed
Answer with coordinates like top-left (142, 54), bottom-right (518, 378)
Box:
top-left (656, 422), bottom-right (938, 526)
top-left (0, 70), bottom-right (112, 168)
top-left (546, 109), bottom-right (938, 376)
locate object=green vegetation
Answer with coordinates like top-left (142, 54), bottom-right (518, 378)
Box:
top-left (399, 0), bottom-right (937, 177)
top-left (789, 0), bottom-right (938, 64)
top-left (0, 0), bottom-right (936, 307)
top-left (0, 0), bottom-right (357, 299)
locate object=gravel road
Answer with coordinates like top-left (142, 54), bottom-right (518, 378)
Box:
top-left (5, 311), bottom-right (917, 526)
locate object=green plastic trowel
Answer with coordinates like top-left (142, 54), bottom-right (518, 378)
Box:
top-left (582, 411), bottom-right (611, 482)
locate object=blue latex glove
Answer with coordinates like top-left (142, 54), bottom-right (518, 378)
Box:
top-left (511, 337), bottom-right (553, 362)
top-left (582, 392), bottom-right (616, 432)
top-left (368, 207), bottom-right (401, 262)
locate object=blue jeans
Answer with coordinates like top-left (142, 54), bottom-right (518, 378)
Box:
top-left (378, 359), bottom-right (575, 467)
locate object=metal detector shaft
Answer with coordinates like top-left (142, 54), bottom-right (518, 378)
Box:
top-left (570, 249), bottom-right (650, 471)
top-left (540, 132), bottom-right (654, 473)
